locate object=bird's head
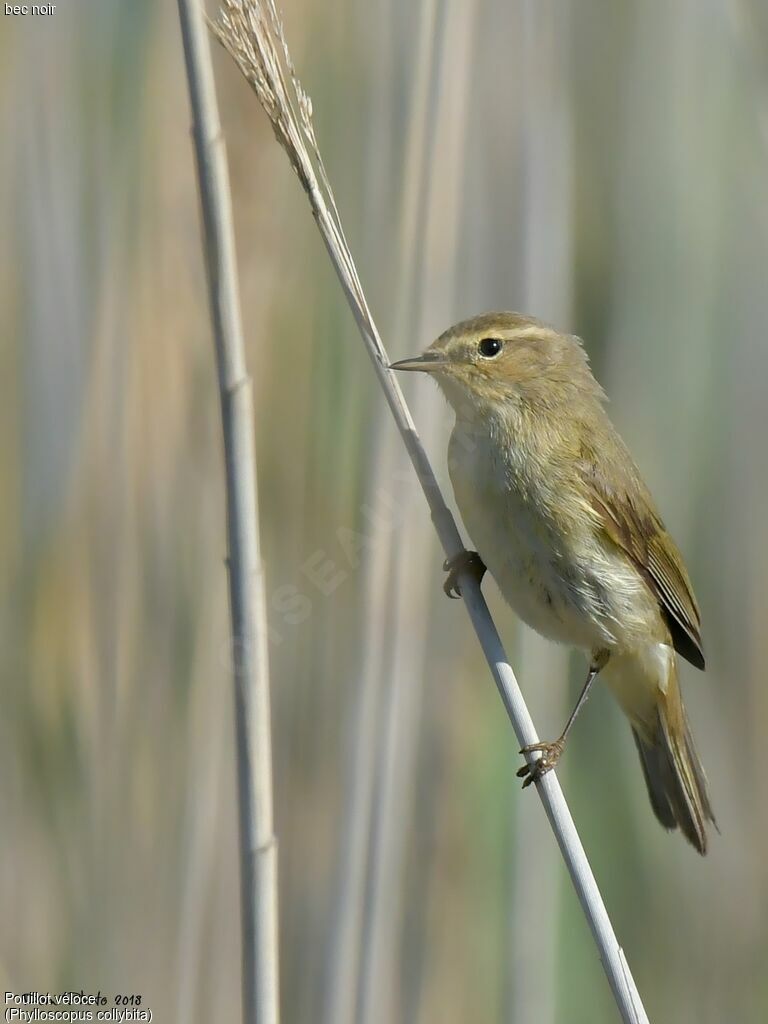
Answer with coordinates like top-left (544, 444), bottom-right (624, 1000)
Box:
top-left (390, 311), bottom-right (602, 417)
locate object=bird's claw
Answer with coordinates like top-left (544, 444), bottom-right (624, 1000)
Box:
top-left (443, 550), bottom-right (486, 599)
top-left (516, 739), bottom-right (565, 789)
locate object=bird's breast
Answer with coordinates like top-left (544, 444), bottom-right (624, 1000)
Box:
top-left (447, 418), bottom-right (660, 653)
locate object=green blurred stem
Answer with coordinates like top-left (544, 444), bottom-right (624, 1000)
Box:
top-left (176, 3), bottom-right (279, 1024)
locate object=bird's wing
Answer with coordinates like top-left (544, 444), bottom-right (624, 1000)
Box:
top-left (585, 462), bottom-right (705, 671)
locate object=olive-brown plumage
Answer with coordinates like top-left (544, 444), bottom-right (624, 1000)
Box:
top-left (391, 311), bottom-right (715, 853)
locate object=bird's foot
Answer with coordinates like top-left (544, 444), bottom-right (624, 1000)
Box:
top-left (443, 550), bottom-right (486, 599)
top-left (516, 738), bottom-right (565, 789)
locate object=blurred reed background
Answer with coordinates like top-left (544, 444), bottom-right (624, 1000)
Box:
top-left (2, 1), bottom-right (768, 1022)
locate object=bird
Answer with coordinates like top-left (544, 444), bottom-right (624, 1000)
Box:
top-left (390, 311), bottom-right (716, 854)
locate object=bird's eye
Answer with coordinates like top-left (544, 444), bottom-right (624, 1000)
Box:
top-left (478, 337), bottom-right (502, 358)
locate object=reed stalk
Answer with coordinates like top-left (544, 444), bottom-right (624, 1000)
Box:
top-left (211, 3), bottom-right (650, 1021)
top-left (177, 2), bottom-right (279, 1022)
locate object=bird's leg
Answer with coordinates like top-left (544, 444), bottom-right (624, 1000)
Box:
top-left (443, 550), bottom-right (486, 599)
top-left (517, 649), bottom-right (610, 789)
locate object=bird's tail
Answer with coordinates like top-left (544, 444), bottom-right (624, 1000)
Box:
top-left (631, 666), bottom-right (716, 855)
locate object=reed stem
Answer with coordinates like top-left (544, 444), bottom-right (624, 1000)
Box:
top-left (177, 3), bottom-right (279, 1022)
top-left (211, 3), bottom-right (649, 1021)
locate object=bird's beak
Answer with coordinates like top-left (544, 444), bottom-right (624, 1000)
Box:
top-left (388, 351), bottom-right (447, 373)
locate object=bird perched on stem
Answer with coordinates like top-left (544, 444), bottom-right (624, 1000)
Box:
top-left (391, 312), bottom-right (715, 854)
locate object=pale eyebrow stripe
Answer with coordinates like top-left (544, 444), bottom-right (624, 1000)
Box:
top-left (506, 325), bottom-right (559, 343)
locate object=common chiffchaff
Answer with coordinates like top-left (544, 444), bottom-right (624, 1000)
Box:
top-left (391, 312), bottom-right (715, 854)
